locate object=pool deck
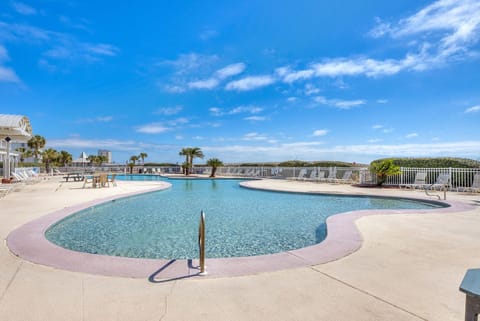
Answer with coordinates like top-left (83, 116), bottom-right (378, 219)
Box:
top-left (1, 176), bottom-right (480, 320)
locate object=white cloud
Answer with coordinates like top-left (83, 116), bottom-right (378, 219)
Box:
top-left (242, 132), bottom-right (269, 141)
top-left (0, 45), bottom-right (20, 83)
top-left (312, 129), bottom-right (328, 136)
top-left (405, 132), bottom-right (419, 138)
top-left (199, 29), bottom-right (218, 40)
top-left (154, 106), bottom-right (183, 115)
top-left (230, 106), bottom-right (262, 114)
top-left (377, 99), bottom-right (389, 104)
top-left (372, 124), bottom-right (384, 129)
top-left (136, 123), bottom-right (170, 134)
top-left (216, 63), bottom-right (246, 79)
top-left (465, 105), bottom-right (480, 113)
top-left (158, 53), bottom-right (219, 75)
top-left (0, 66), bottom-right (20, 83)
top-left (244, 116), bottom-right (267, 121)
top-left (225, 75), bottom-right (275, 91)
top-left (11, 2), bottom-right (37, 15)
top-left (188, 78), bottom-right (219, 89)
top-left (314, 96), bottom-right (366, 109)
top-left (75, 116), bottom-right (114, 123)
top-left (305, 84), bottom-right (320, 96)
top-left (368, 138), bottom-right (383, 143)
top-left (163, 84), bottom-right (186, 93)
top-left (209, 107), bottom-right (223, 116)
top-left (382, 128), bottom-right (394, 133)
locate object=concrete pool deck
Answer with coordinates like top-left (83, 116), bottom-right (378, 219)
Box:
top-left (1, 176), bottom-right (479, 320)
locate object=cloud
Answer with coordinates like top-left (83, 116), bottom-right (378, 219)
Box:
top-left (199, 29), bottom-right (218, 40)
top-left (154, 106), bottom-right (183, 115)
top-left (188, 78), bottom-right (219, 89)
top-left (210, 105), bottom-right (263, 116)
top-left (405, 132), bottom-right (419, 138)
top-left (0, 45), bottom-right (20, 83)
top-left (372, 124), bottom-right (384, 129)
top-left (225, 75), bottom-right (275, 91)
top-left (314, 96), bottom-right (366, 109)
top-left (76, 116), bottom-right (113, 123)
top-left (377, 99), bottom-right (388, 104)
top-left (244, 116), bottom-right (267, 121)
top-left (11, 2), bottom-right (37, 15)
top-left (136, 123), bottom-right (171, 134)
top-left (312, 129), bottom-right (328, 136)
top-left (304, 84), bottom-right (320, 96)
top-left (465, 105), bottom-right (480, 113)
top-left (216, 63), bottom-right (246, 79)
top-left (368, 138), bottom-right (383, 143)
top-left (158, 53), bottom-right (219, 76)
top-left (242, 132), bottom-right (269, 141)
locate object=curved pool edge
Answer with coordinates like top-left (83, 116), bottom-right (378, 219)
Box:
top-left (6, 181), bottom-right (476, 280)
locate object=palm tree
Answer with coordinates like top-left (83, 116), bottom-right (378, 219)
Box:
top-left (139, 152), bottom-right (148, 165)
top-left (179, 148), bottom-right (191, 175)
top-left (129, 155), bottom-right (139, 174)
top-left (188, 147), bottom-right (204, 175)
top-left (87, 155), bottom-right (97, 165)
top-left (15, 147), bottom-right (32, 163)
top-left (206, 158), bottom-right (223, 177)
top-left (41, 148), bottom-right (58, 174)
top-left (58, 150), bottom-right (72, 167)
top-left (27, 135), bottom-right (46, 162)
top-left (96, 155), bottom-right (107, 166)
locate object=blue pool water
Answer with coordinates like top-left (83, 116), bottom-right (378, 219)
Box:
top-left (45, 177), bottom-right (445, 259)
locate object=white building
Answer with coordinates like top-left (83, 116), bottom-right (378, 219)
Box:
top-left (0, 114), bottom-right (33, 178)
top-left (98, 149), bottom-right (112, 163)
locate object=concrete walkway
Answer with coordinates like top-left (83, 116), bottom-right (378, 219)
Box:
top-left (0, 177), bottom-right (479, 320)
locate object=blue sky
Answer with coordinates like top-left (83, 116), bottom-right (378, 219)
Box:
top-left (1, 0), bottom-right (479, 164)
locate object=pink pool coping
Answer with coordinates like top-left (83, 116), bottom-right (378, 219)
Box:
top-left (6, 182), bottom-right (476, 280)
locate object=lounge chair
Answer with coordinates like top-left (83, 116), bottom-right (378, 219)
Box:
top-left (107, 173), bottom-right (117, 187)
top-left (305, 169), bottom-right (318, 181)
top-left (462, 173), bottom-right (480, 193)
top-left (318, 169), bottom-right (336, 183)
top-left (400, 172), bottom-right (428, 189)
top-left (427, 173), bottom-right (450, 191)
top-left (335, 171), bottom-right (353, 184)
top-left (0, 184), bottom-right (15, 198)
top-left (289, 169), bottom-right (307, 180)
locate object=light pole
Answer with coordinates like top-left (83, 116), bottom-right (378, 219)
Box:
top-left (4, 137), bottom-right (11, 179)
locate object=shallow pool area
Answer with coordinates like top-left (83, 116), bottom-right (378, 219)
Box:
top-left (45, 178), bottom-right (445, 259)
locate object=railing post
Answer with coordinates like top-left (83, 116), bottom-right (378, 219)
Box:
top-left (198, 210), bottom-right (207, 275)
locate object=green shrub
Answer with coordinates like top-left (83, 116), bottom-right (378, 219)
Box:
top-left (371, 157), bottom-right (480, 168)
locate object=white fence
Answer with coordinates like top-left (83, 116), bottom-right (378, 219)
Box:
top-left (360, 167), bottom-right (480, 190)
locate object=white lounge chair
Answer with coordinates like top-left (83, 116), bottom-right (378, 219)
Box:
top-left (463, 173), bottom-right (480, 193)
top-left (335, 171), bottom-right (353, 184)
top-left (400, 172), bottom-right (428, 189)
top-left (427, 173), bottom-right (450, 191)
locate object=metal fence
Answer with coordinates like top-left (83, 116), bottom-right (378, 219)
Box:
top-left (360, 167), bottom-right (480, 191)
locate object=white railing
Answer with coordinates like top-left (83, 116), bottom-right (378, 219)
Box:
top-left (361, 167), bottom-right (480, 191)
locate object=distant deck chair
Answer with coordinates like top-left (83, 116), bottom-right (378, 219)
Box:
top-left (292, 169), bottom-right (307, 180)
top-left (335, 171), bottom-right (353, 184)
top-left (319, 169), bottom-right (337, 183)
top-left (401, 172), bottom-right (427, 189)
top-left (0, 185), bottom-right (15, 198)
top-left (465, 173), bottom-right (480, 193)
top-left (428, 173), bottom-right (451, 191)
top-left (305, 169), bottom-right (318, 181)
top-left (107, 173), bottom-right (117, 187)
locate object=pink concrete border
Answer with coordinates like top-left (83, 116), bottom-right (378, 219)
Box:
top-left (6, 182), bottom-right (476, 280)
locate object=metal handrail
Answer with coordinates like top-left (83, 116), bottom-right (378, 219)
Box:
top-left (198, 210), bottom-right (207, 275)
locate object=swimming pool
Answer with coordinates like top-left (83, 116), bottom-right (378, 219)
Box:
top-left (45, 177), bottom-right (445, 259)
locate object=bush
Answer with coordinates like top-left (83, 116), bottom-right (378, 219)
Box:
top-left (371, 157), bottom-right (480, 168)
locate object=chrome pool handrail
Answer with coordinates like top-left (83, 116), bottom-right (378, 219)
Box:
top-left (198, 210), bottom-right (207, 275)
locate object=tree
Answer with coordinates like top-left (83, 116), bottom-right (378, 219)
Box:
top-left (179, 148), bottom-right (191, 175)
top-left (15, 147), bottom-right (33, 163)
top-left (206, 158), bottom-right (223, 177)
top-left (370, 159), bottom-right (401, 186)
top-left (87, 155), bottom-right (96, 165)
top-left (129, 155), bottom-right (139, 174)
top-left (27, 135), bottom-right (46, 162)
top-left (187, 147), bottom-right (204, 175)
top-left (139, 152), bottom-right (148, 165)
top-left (96, 155), bottom-right (107, 166)
top-left (41, 148), bottom-right (58, 174)
top-left (58, 150), bottom-right (72, 166)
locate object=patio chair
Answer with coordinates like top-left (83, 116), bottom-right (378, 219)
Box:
top-left (400, 172), bottom-right (427, 189)
top-left (0, 185), bottom-right (15, 198)
top-left (289, 168), bottom-right (307, 180)
top-left (107, 173), bottom-right (117, 187)
top-left (335, 171), bottom-right (353, 184)
top-left (305, 169), bottom-right (318, 181)
top-left (427, 173), bottom-right (450, 191)
top-left (318, 169), bottom-right (337, 183)
top-left (460, 173), bottom-right (480, 193)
